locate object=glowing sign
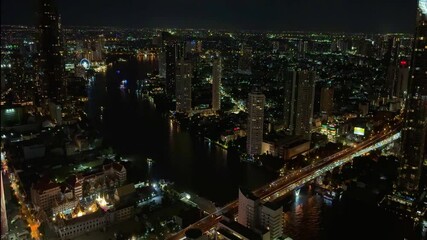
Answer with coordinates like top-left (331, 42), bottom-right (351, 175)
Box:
top-left (420, 0), bottom-right (427, 15)
top-left (354, 127), bottom-right (365, 136)
top-left (79, 58), bottom-right (90, 70)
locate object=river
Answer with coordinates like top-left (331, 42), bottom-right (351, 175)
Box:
top-left (85, 56), bottom-right (421, 240)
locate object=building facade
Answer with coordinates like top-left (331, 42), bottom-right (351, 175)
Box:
top-left (176, 59), bottom-right (193, 113)
top-left (38, 0), bottom-right (65, 103)
top-left (237, 189), bottom-right (259, 229)
top-left (31, 178), bottom-right (61, 212)
top-left (283, 69), bottom-right (315, 140)
top-left (246, 92), bottom-right (265, 155)
top-left (212, 58), bottom-right (222, 111)
top-left (320, 87), bottom-right (334, 116)
top-left (260, 202), bottom-right (283, 240)
top-left (238, 45), bottom-right (252, 74)
top-left (237, 189), bottom-right (283, 240)
top-left (396, 0), bottom-right (427, 200)
top-left (165, 44), bottom-right (177, 95)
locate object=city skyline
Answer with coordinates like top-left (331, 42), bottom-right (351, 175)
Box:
top-left (1, 0), bottom-right (426, 239)
top-left (1, 0), bottom-right (419, 33)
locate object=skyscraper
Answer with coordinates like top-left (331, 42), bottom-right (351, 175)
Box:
top-left (238, 45), bottom-right (252, 74)
top-left (394, 60), bottom-right (410, 98)
top-left (158, 51), bottom-right (166, 78)
top-left (395, 0), bottom-right (427, 200)
top-left (165, 44), bottom-right (177, 95)
top-left (38, 0), bottom-right (64, 103)
top-left (246, 92), bottom-right (265, 155)
top-left (320, 87), bottom-right (334, 116)
top-left (176, 59), bottom-right (193, 113)
top-left (212, 58), bottom-right (222, 111)
top-left (159, 31), bottom-right (179, 95)
top-left (283, 69), bottom-right (315, 140)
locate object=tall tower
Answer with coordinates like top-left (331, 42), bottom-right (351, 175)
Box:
top-left (238, 45), bottom-right (252, 74)
top-left (320, 86), bottom-right (334, 116)
top-left (246, 92), bottom-right (265, 155)
top-left (283, 69), bottom-right (315, 139)
top-left (175, 59), bottom-right (192, 113)
top-left (1, 173), bottom-right (8, 239)
top-left (38, 0), bottom-right (64, 104)
top-left (395, 0), bottom-right (427, 199)
top-left (158, 51), bottom-right (167, 78)
top-left (165, 44), bottom-right (177, 95)
top-left (212, 58), bottom-right (222, 111)
top-left (394, 59), bottom-right (410, 98)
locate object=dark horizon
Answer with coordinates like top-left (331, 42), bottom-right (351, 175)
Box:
top-left (0, 0), bottom-right (418, 34)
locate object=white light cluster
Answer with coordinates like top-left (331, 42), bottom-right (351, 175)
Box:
top-left (420, 0), bottom-right (427, 15)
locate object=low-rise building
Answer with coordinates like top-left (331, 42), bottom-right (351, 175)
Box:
top-left (31, 177), bottom-right (61, 212)
top-left (261, 135), bottom-right (310, 161)
top-left (54, 208), bottom-right (114, 239)
top-left (216, 220), bottom-right (270, 240)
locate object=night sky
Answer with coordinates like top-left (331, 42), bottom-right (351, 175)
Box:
top-left (0, 0), bottom-right (418, 33)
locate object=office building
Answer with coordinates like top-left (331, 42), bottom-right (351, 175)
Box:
top-left (238, 188), bottom-right (259, 229)
top-left (283, 69), bottom-right (316, 140)
top-left (238, 45), bottom-right (252, 74)
top-left (246, 92), bottom-right (265, 155)
top-left (38, 0), bottom-right (65, 103)
top-left (394, 60), bottom-right (410, 98)
top-left (320, 87), bottom-right (334, 116)
top-left (260, 202), bottom-right (283, 240)
top-left (165, 44), bottom-right (177, 95)
top-left (396, 0), bottom-right (427, 200)
top-left (176, 59), bottom-right (193, 113)
top-left (237, 189), bottom-right (283, 240)
top-left (212, 58), bottom-right (222, 111)
top-left (158, 51), bottom-right (166, 78)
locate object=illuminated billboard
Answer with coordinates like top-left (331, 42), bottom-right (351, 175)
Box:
top-left (354, 127), bottom-right (365, 136)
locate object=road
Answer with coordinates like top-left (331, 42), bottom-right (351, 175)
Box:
top-left (166, 127), bottom-right (401, 240)
top-left (6, 166), bottom-right (41, 239)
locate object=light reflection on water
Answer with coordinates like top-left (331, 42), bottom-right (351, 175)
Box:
top-left (284, 187), bottom-right (324, 240)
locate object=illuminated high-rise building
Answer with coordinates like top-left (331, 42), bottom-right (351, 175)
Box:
top-left (38, 0), bottom-right (65, 103)
top-left (283, 69), bottom-right (315, 140)
top-left (212, 58), bottom-right (222, 111)
top-left (395, 0), bottom-right (427, 200)
top-left (394, 59), bottom-right (410, 98)
top-left (246, 92), bottom-right (265, 155)
top-left (176, 59), bottom-right (193, 113)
